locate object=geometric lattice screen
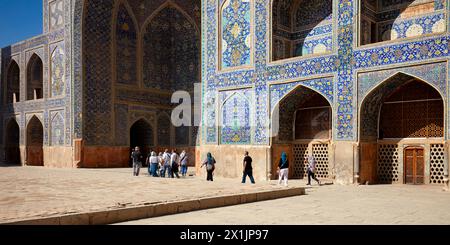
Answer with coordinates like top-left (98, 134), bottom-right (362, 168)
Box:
top-left (293, 144), bottom-right (309, 179)
top-left (377, 144), bottom-right (400, 184)
top-left (430, 144), bottom-right (446, 184)
top-left (312, 144), bottom-right (329, 179)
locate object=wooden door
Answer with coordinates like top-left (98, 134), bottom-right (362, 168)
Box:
top-left (404, 147), bottom-right (425, 185)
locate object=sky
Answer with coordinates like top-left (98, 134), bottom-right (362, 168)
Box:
top-left (0, 0), bottom-right (43, 48)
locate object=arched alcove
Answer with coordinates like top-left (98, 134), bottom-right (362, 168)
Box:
top-left (272, 0), bottom-right (333, 61)
top-left (26, 54), bottom-right (43, 100)
top-left (359, 73), bottom-right (445, 185)
top-left (359, 0), bottom-right (446, 45)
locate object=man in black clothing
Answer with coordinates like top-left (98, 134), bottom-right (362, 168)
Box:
top-left (242, 151), bottom-right (256, 184)
top-left (131, 146), bottom-right (143, 176)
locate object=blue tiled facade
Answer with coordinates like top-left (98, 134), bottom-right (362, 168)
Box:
top-left (1, 0), bottom-right (450, 173)
top-left (202, 0), bottom-right (450, 145)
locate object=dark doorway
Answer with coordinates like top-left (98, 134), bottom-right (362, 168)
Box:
top-left (7, 60), bottom-right (20, 103)
top-left (130, 119), bottom-right (153, 166)
top-left (26, 54), bottom-right (44, 100)
top-left (26, 116), bottom-right (44, 166)
top-left (5, 119), bottom-right (21, 165)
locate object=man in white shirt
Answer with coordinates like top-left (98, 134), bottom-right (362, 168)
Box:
top-left (161, 149), bottom-right (171, 178)
top-left (170, 149), bottom-right (180, 178)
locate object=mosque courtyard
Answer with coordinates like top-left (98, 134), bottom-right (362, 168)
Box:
top-left (0, 165), bottom-right (449, 225)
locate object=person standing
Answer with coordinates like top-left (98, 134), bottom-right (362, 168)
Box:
top-left (148, 151), bottom-right (159, 177)
top-left (131, 146), bottom-right (143, 176)
top-left (171, 149), bottom-right (180, 179)
top-left (161, 149), bottom-right (171, 178)
top-left (180, 150), bottom-right (189, 177)
top-left (201, 152), bottom-right (216, 181)
top-left (158, 152), bottom-right (164, 177)
top-left (242, 151), bottom-right (255, 184)
top-left (307, 155), bottom-right (321, 186)
top-left (278, 152), bottom-right (289, 186)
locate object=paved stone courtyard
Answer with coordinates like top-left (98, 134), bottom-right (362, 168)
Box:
top-left (0, 165), bottom-right (303, 223)
top-left (121, 184), bottom-right (450, 225)
top-left (1, 165), bottom-right (449, 225)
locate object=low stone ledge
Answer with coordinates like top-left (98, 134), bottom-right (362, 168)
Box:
top-left (3, 187), bottom-right (304, 225)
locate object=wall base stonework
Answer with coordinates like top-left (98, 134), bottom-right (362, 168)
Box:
top-left (359, 142), bottom-right (377, 184)
top-left (333, 142), bottom-right (356, 185)
top-left (26, 146), bottom-right (44, 166)
top-left (82, 147), bottom-right (130, 168)
top-left (43, 146), bottom-right (74, 168)
top-left (196, 145), bottom-right (271, 181)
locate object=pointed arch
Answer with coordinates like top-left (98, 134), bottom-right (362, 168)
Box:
top-left (359, 72), bottom-right (445, 141)
top-left (5, 118), bottom-right (21, 165)
top-left (50, 112), bottom-right (65, 146)
top-left (271, 85), bottom-right (332, 143)
top-left (6, 60), bottom-right (20, 103)
top-left (26, 53), bottom-right (44, 100)
top-left (113, 0), bottom-right (138, 86)
top-left (26, 115), bottom-right (44, 166)
top-left (142, 2), bottom-right (200, 91)
top-left (220, 91), bottom-right (252, 144)
top-left (270, 82), bottom-right (334, 118)
top-left (130, 119), bottom-right (154, 158)
top-left (141, 1), bottom-right (200, 36)
top-left (157, 112), bottom-right (172, 146)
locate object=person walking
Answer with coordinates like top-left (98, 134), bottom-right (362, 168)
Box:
top-left (148, 151), bottom-right (159, 177)
top-left (161, 149), bottom-right (172, 178)
top-left (242, 151), bottom-right (255, 184)
top-left (131, 146), bottom-right (143, 176)
top-left (201, 152), bottom-right (216, 181)
top-left (180, 150), bottom-right (189, 177)
top-left (171, 149), bottom-right (180, 179)
top-left (307, 155), bottom-right (321, 186)
top-left (278, 152), bottom-right (289, 186)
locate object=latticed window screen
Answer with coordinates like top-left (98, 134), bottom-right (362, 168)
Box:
top-left (430, 144), bottom-right (446, 184)
top-left (377, 144), bottom-right (400, 183)
top-left (293, 144), bottom-right (308, 179)
top-left (380, 81), bottom-right (444, 139)
top-left (312, 144), bottom-right (329, 179)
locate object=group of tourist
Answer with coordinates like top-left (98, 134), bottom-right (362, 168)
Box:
top-left (131, 147), bottom-right (189, 178)
top-left (131, 147), bottom-right (320, 187)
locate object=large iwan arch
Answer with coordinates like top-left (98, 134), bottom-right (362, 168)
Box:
top-left (271, 85), bottom-right (333, 180)
top-left (359, 73), bottom-right (445, 185)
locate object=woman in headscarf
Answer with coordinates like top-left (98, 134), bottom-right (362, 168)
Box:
top-left (201, 152), bottom-right (216, 181)
top-left (278, 152), bottom-right (289, 187)
top-left (148, 151), bottom-right (159, 177)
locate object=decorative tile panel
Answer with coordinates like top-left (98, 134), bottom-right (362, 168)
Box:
top-left (51, 45), bottom-right (65, 97)
top-left (220, 89), bottom-right (252, 144)
top-left (221, 0), bottom-right (252, 68)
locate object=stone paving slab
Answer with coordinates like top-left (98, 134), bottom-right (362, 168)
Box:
top-left (120, 184), bottom-right (450, 225)
top-left (0, 166), bottom-right (304, 224)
